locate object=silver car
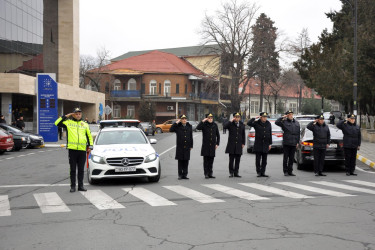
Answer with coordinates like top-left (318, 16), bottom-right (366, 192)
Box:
top-left (247, 121), bottom-right (283, 153)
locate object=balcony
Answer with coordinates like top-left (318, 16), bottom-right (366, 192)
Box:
top-left (110, 90), bottom-right (141, 98)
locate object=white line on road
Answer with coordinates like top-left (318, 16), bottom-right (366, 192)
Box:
top-left (38, 151), bottom-right (45, 153)
top-left (81, 190), bottom-right (125, 210)
top-left (5, 157), bottom-right (14, 160)
top-left (355, 167), bottom-right (375, 174)
top-left (164, 185), bottom-right (225, 203)
top-left (123, 187), bottom-right (176, 206)
top-left (27, 153), bottom-right (35, 155)
top-left (0, 184), bottom-right (71, 188)
top-left (0, 195), bottom-right (11, 216)
top-left (34, 192), bottom-right (71, 213)
top-left (17, 155), bottom-right (26, 157)
top-left (275, 182), bottom-right (355, 197)
top-left (344, 180), bottom-right (375, 188)
top-left (203, 184), bottom-right (269, 201)
top-left (311, 181), bottom-right (375, 195)
top-left (239, 183), bottom-right (314, 199)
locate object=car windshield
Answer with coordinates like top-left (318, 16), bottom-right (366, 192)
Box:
top-left (96, 130), bottom-right (148, 145)
top-left (298, 120), bottom-right (312, 129)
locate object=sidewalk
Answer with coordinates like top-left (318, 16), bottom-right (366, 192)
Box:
top-left (357, 141), bottom-right (375, 169)
top-left (41, 138), bottom-right (66, 148)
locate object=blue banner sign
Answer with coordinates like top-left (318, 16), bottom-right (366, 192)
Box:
top-left (37, 74), bottom-right (58, 142)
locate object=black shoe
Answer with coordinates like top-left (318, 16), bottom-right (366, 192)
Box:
top-left (261, 174), bottom-right (269, 177)
top-left (208, 175), bottom-right (216, 179)
top-left (318, 172), bottom-right (326, 176)
top-left (315, 173), bottom-right (319, 177)
top-left (205, 175), bottom-right (209, 179)
top-left (182, 176), bottom-right (189, 180)
top-left (70, 187), bottom-right (76, 193)
top-left (288, 173), bottom-right (296, 176)
top-left (350, 173), bottom-right (357, 176)
top-left (229, 173), bottom-right (234, 178)
top-left (78, 187), bottom-right (87, 192)
top-left (234, 174), bottom-right (242, 178)
top-left (346, 172), bottom-right (351, 176)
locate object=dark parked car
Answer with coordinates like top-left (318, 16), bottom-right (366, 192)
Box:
top-left (0, 124), bottom-right (44, 149)
top-left (140, 122), bottom-right (155, 136)
top-left (295, 125), bottom-right (345, 170)
top-left (0, 128), bottom-right (14, 154)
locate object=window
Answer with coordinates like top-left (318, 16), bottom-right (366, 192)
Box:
top-left (164, 80), bottom-right (171, 96)
top-left (176, 84), bottom-right (179, 94)
top-left (128, 78), bottom-right (136, 90)
top-left (141, 83), bottom-right (145, 94)
top-left (250, 101), bottom-right (259, 114)
top-left (263, 102), bottom-right (272, 113)
top-left (159, 83), bottom-right (161, 94)
top-left (105, 82), bottom-right (109, 93)
top-left (127, 105), bottom-right (135, 118)
top-left (150, 80), bottom-right (157, 95)
top-left (113, 105), bottom-right (121, 118)
top-left (289, 103), bottom-right (297, 114)
top-left (113, 79), bottom-right (121, 91)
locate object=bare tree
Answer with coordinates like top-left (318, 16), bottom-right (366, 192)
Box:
top-left (281, 68), bottom-right (304, 113)
top-left (200, 0), bottom-right (259, 113)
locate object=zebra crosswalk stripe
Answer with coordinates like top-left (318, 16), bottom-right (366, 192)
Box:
top-left (123, 187), bottom-right (176, 206)
top-left (33, 192), bottom-right (71, 213)
top-left (344, 180), bottom-right (375, 188)
top-left (164, 185), bottom-right (225, 203)
top-left (275, 182), bottom-right (355, 197)
top-left (203, 184), bottom-right (269, 201)
top-left (80, 190), bottom-right (125, 210)
top-left (311, 181), bottom-right (375, 195)
top-left (239, 183), bottom-right (314, 199)
top-left (0, 195), bottom-right (11, 216)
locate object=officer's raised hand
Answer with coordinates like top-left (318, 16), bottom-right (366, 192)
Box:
top-left (176, 119), bottom-right (181, 124)
top-left (202, 118), bottom-right (208, 122)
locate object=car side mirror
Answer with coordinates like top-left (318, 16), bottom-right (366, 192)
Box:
top-left (149, 139), bottom-right (157, 144)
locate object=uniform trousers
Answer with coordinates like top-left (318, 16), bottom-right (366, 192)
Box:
top-left (344, 148), bottom-right (357, 174)
top-left (203, 156), bottom-right (214, 176)
top-left (255, 152), bottom-right (268, 174)
top-left (68, 149), bottom-right (86, 188)
top-left (283, 145), bottom-right (296, 174)
top-left (178, 160), bottom-right (189, 177)
top-left (313, 148), bottom-right (326, 173)
top-left (228, 154), bottom-right (241, 174)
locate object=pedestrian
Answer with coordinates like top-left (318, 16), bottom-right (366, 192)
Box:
top-left (222, 115), bottom-right (228, 134)
top-left (196, 113), bottom-right (220, 179)
top-left (16, 116), bottom-right (25, 131)
top-left (170, 115), bottom-right (193, 180)
top-left (84, 117), bottom-right (89, 123)
top-left (151, 120), bottom-right (156, 136)
top-left (0, 114), bottom-right (6, 124)
top-left (336, 114), bottom-right (361, 176)
top-left (224, 112), bottom-right (245, 178)
top-left (329, 113), bottom-right (335, 125)
top-left (275, 110), bottom-right (300, 176)
top-left (247, 112), bottom-right (272, 177)
top-left (55, 108), bottom-right (93, 192)
top-left (91, 119), bottom-right (96, 124)
top-left (306, 114), bottom-right (331, 176)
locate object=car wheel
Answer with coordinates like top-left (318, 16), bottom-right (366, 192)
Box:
top-left (87, 169), bottom-right (98, 185)
top-left (156, 128), bottom-right (162, 134)
top-left (148, 163), bottom-right (161, 183)
top-left (0, 150), bottom-right (4, 155)
top-left (14, 146), bottom-right (21, 151)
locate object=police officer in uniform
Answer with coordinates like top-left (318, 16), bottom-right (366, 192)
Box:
top-left (170, 115), bottom-right (193, 179)
top-left (336, 114), bottom-right (361, 176)
top-left (55, 108), bottom-right (93, 192)
top-left (224, 112), bottom-right (245, 177)
top-left (247, 112), bottom-right (272, 177)
top-left (196, 113), bottom-right (220, 179)
top-left (307, 114), bottom-right (331, 176)
top-left (275, 110), bottom-right (300, 176)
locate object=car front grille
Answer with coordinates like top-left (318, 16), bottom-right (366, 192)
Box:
top-left (106, 157), bottom-right (144, 166)
top-left (104, 169), bottom-right (147, 175)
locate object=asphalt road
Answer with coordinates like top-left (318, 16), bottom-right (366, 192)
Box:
top-left (1, 131), bottom-right (375, 250)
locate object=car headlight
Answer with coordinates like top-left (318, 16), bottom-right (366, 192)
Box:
top-left (144, 153), bottom-right (158, 163)
top-left (21, 137), bottom-right (26, 141)
top-left (91, 155), bottom-right (105, 164)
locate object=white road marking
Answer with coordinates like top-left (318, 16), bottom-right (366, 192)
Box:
top-left (34, 192), bottom-right (71, 213)
top-left (27, 153), bottom-right (35, 155)
top-left (311, 181), bottom-right (375, 195)
top-left (0, 184), bottom-right (71, 188)
top-left (164, 185), bottom-right (225, 203)
top-left (0, 195), bottom-right (11, 216)
top-left (344, 180), bottom-right (375, 188)
top-left (240, 183), bottom-right (313, 199)
top-left (203, 184), bottom-right (269, 201)
top-left (81, 190), bottom-right (125, 210)
top-left (17, 155), bottom-right (26, 157)
top-left (38, 151), bottom-right (45, 153)
top-left (276, 182), bottom-right (355, 197)
top-left (355, 167), bottom-right (375, 174)
top-left (123, 187), bottom-right (176, 206)
top-left (5, 157), bottom-right (14, 160)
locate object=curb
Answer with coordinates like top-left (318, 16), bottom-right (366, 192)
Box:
top-left (40, 144), bottom-right (66, 148)
top-left (357, 154), bottom-right (375, 169)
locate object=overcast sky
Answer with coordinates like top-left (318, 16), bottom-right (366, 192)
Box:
top-left (80, 0), bottom-right (342, 66)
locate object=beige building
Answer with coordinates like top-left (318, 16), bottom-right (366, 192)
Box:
top-left (0, 0), bottom-right (104, 132)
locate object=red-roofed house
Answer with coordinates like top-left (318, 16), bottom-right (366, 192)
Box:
top-left (85, 51), bottom-right (219, 122)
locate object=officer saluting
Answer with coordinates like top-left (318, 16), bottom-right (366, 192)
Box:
top-left (336, 114), bottom-right (361, 176)
top-left (306, 114), bottom-right (331, 176)
top-left (247, 112), bottom-right (272, 177)
top-left (224, 112), bottom-right (245, 178)
top-left (196, 113), bottom-right (220, 179)
top-left (170, 115), bottom-right (193, 180)
top-left (275, 110), bottom-right (300, 176)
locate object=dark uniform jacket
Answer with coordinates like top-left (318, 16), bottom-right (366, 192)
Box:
top-left (275, 117), bottom-right (300, 146)
top-left (196, 121), bottom-right (220, 157)
top-left (16, 120), bottom-right (25, 130)
top-left (224, 120), bottom-right (245, 155)
top-left (336, 120), bottom-right (361, 148)
top-left (170, 122), bottom-right (193, 160)
top-left (0, 118), bottom-right (6, 124)
top-left (247, 118), bottom-right (272, 153)
top-left (306, 121), bottom-right (331, 149)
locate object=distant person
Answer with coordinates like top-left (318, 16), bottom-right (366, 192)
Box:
top-left (151, 120), bottom-right (156, 136)
top-left (0, 115), bottom-right (6, 124)
top-left (84, 117), bottom-right (89, 123)
top-left (16, 116), bottom-right (25, 131)
top-left (329, 113), bottom-right (335, 125)
top-left (91, 119), bottom-right (96, 124)
top-left (222, 115), bottom-right (228, 134)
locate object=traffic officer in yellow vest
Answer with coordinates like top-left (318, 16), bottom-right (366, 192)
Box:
top-left (55, 108), bottom-right (93, 192)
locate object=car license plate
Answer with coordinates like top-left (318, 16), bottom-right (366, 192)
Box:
top-left (328, 144), bottom-right (337, 148)
top-left (115, 167), bottom-right (136, 172)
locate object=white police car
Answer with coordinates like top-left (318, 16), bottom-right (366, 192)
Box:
top-left (87, 126), bottom-right (160, 184)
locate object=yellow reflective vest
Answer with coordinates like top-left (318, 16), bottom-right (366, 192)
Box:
top-left (55, 116), bottom-right (93, 151)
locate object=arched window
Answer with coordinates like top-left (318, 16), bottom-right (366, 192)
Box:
top-left (164, 80), bottom-right (171, 96)
top-left (113, 79), bottom-right (121, 90)
top-left (128, 78), bottom-right (136, 90)
top-left (150, 80), bottom-right (157, 95)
